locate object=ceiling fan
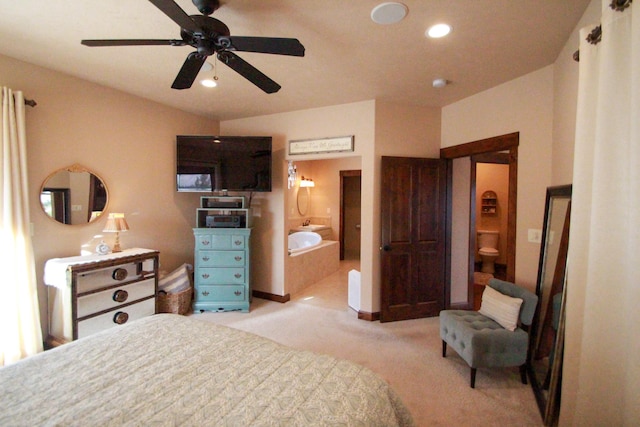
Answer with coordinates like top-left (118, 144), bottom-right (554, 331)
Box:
top-left (81, 0), bottom-right (305, 93)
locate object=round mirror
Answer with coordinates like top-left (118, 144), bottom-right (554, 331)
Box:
top-left (297, 188), bottom-right (310, 216)
top-left (40, 164), bottom-right (108, 225)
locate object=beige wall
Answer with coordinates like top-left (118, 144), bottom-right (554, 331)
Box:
top-left (442, 66), bottom-right (554, 294)
top-left (222, 100), bottom-right (440, 312)
top-left (289, 157), bottom-right (362, 240)
top-left (1, 54), bottom-right (219, 336)
top-left (221, 101), bottom-right (375, 303)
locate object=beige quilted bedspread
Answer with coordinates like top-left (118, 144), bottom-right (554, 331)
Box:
top-left (0, 314), bottom-right (414, 426)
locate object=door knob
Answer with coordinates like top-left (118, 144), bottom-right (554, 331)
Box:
top-left (382, 244), bottom-right (391, 251)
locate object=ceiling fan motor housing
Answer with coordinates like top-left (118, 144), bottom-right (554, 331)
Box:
top-left (192, 0), bottom-right (220, 16)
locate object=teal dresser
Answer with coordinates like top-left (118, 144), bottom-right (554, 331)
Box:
top-left (192, 228), bottom-right (252, 312)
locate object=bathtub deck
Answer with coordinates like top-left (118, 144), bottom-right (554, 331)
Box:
top-left (286, 241), bottom-right (340, 296)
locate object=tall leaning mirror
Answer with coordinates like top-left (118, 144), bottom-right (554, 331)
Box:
top-left (528, 184), bottom-right (571, 426)
top-left (40, 164), bottom-right (109, 225)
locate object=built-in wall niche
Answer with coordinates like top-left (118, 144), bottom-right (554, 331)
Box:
top-left (481, 190), bottom-right (498, 215)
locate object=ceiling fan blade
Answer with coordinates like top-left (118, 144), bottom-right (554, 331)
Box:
top-left (148, 0), bottom-right (199, 32)
top-left (217, 51), bottom-right (281, 94)
top-left (226, 37), bottom-right (305, 57)
top-left (82, 39), bottom-right (185, 47)
top-left (172, 52), bottom-right (207, 89)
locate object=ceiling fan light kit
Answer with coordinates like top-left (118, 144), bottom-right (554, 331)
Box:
top-left (432, 78), bottom-right (448, 88)
top-left (371, 2), bottom-right (408, 25)
top-left (81, 0), bottom-right (305, 93)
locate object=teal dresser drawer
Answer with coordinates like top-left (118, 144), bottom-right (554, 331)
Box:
top-left (196, 285), bottom-right (246, 302)
top-left (193, 228), bottom-right (251, 313)
top-left (197, 251), bottom-right (246, 267)
top-left (197, 267), bottom-right (246, 285)
top-left (196, 234), bottom-right (246, 250)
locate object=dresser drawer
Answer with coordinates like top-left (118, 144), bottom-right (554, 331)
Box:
top-left (77, 278), bottom-right (155, 318)
top-left (196, 268), bottom-right (246, 285)
top-left (196, 285), bottom-right (246, 302)
top-left (76, 262), bottom-right (143, 293)
top-left (197, 250), bottom-right (246, 267)
top-left (196, 234), bottom-right (246, 250)
top-left (77, 298), bottom-right (155, 339)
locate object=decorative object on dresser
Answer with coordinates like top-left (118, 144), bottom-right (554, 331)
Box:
top-left (44, 248), bottom-right (159, 345)
top-left (102, 212), bottom-right (129, 252)
top-left (193, 196), bottom-right (252, 313)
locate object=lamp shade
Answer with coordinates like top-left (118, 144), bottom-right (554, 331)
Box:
top-left (103, 213), bottom-right (129, 232)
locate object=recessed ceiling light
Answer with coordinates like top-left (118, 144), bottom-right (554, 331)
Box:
top-left (427, 23), bottom-right (452, 38)
top-left (371, 2), bottom-right (408, 25)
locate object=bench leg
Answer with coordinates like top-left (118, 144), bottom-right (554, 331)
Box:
top-left (520, 364), bottom-right (528, 385)
top-left (470, 368), bottom-right (477, 388)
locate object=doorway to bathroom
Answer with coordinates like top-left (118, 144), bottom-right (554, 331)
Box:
top-left (472, 153), bottom-right (509, 308)
top-left (441, 132), bottom-right (518, 310)
top-left (340, 170), bottom-right (361, 261)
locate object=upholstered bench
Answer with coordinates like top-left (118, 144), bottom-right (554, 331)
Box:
top-left (440, 278), bottom-right (538, 388)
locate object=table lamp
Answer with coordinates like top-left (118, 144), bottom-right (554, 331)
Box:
top-left (103, 213), bottom-right (129, 253)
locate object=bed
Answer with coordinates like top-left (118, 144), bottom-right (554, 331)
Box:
top-left (0, 314), bottom-right (414, 426)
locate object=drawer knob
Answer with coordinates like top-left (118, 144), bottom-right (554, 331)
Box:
top-left (235, 256), bottom-right (242, 261)
top-left (202, 290), bottom-right (210, 296)
top-left (112, 289), bottom-right (129, 303)
top-left (113, 311), bottom-right (129, 325)
top-left (234, 291), bottom-right (242, 296)
top-left (201, 240), bottom-right (210, 246)
top-left (112, 268), bottom-right (128, 281)
top-left (234, 240), bottom-right (242, 245)
top-left (202, 273), bottom-right (210, 279)
top-left (234, 273), bottom-right (242, 278)
top-left (202, 256), bottom-right (210, 261)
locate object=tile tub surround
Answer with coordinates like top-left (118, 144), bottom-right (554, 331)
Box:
top-left (286, 240), bottom-right (340, 296)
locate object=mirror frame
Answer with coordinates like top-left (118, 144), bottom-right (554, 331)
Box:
top-left (528, 184), bottom-right (571, 426)
top-left (296, 187), bottom-right (310, 216)
top-left (39, 163), bottom-right (109, 226)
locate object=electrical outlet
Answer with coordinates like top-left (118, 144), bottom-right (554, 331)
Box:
top-left (528, 229), bottom-right (542, 243)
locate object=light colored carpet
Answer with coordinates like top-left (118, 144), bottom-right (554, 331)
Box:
top-left (190, 262), bottom-right (542, 426)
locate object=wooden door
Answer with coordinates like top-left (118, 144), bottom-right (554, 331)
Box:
top-left (380, 156), bottom-right (447, 322)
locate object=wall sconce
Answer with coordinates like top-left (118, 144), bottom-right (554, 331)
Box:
top-left (103, 213), bottom-right (129, 253)
top-left (300, 176), bottom-right (315, 188)
top-left (287, 161), bottom-right (297, 189)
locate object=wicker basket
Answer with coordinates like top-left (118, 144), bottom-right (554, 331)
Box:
top-left (158, 286), bottom-right (193, 315)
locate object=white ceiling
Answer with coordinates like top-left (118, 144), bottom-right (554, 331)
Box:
top-left (0, 0), bottom-right (590, 121)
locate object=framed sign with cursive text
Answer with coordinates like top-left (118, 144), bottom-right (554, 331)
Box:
top-left (288, 135), bottom-right (354, 155)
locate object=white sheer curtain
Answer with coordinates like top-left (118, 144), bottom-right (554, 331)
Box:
top-left (1, 87), bottom-right (43, 366)
top-left (565, 1), bottom-right (639, 425)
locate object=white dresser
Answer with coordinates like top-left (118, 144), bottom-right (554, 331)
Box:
top-left (45, 248), bottom-right (159, 344)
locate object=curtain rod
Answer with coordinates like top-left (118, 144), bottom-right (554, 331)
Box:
top-left (573, 0), bottom-right (632, 62)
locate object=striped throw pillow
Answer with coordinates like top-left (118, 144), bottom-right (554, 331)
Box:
top-left (158, 263), bottom-right (192, 294)
top-left (479, 285), bottom-right (523, 331)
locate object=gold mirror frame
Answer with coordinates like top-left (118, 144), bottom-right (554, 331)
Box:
top-left (296, 187), bottom-right (310, 216)
top-left (528, 184), bottom-right (571, 426)
top-left (39, 164), bottom-right (109, 225)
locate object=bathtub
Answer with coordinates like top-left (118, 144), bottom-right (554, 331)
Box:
top-left (286, 239), bottom-right (340, 296)
top-left (288, 231), bottom-right (322, 254)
